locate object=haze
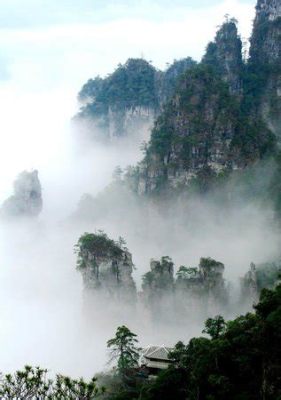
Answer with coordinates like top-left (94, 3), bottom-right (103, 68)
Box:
top-left (0, 0), bottom-right (278, 380)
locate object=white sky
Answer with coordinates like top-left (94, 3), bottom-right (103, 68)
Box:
top-left (0, 0), bottom-right (256, 90)
top-left (0, 0), bottom-right (257, 203)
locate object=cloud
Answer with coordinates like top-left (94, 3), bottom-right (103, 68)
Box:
top-left (0, 0), bottom-right (255, 90)
top-left (0, 0), bottom-right (265, 378)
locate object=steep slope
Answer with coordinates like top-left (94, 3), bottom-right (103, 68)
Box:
top-left (247, 0), bottom-right (281, 138)
top-left (134, 20), bottom-right (275, 195)
top-left (1, 170), bottom-right (43, 218)
top-left (75, 57), bottom-right (196, 140)
top-left (203, 18), bottom-right (243, 96)
top-left (76, 58), bottom-right (158, 139)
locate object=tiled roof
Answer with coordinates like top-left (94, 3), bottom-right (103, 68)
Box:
top-left (142, 346), bottom-right (172, 361)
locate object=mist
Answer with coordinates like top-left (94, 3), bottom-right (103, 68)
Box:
top-left (0, 0), bottom-right (279, 382)
top-left (0, 93), bottom-right (279, 378)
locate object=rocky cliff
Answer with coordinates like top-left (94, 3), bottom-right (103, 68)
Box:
top-left (136, 64), bottom-right (241, 194)
top-left (75, 57), bottom-right (196, 140)
top-left (203, 19), bottom-right (243, 96)
top-left (133, 17), bottom-right (277, 195)
top-left (1, 170), bottom-right (42, 218)
top-left (141, 256), bottom-right (228, 320)
top-left (248, 0), bottom-right (281, 139)
top-left (76, 232), bottom-right (136, 302)
top-left (75, 58), bottom-right (158, 139)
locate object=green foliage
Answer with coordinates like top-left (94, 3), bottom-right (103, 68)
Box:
top-left (203, 316), bottom-right (226, 339)
top-left (77, 57), bottom-right (197, 125)
top-left (160, 57), bottom-right (197, 102)
top-left (0, 366), bottom-right (51, 399)
top-left (203, 20), bottom-right (242, 77)
top-left (75, 231), bottom-right (125, 269)
top-left (176, 266), bottom-right (198, 280)
top-left (256, 262), bottom-right (281, 291)
top-left (109, 283), bottom-right (281, 399)
top-left (107, 326), bottom-right (140, 378)
top-left (143, 63), bottom-right (246, 193)
top-left (0, 365), bottom-right (99, 399)
top-left (142, 256), bottom-right (174, 292)
top-left (199, 257), bottom-right (224, 272)
top-left (78, 76), bottom-right (104, 103)
top-left (78, 58), bottom-right (158, 121)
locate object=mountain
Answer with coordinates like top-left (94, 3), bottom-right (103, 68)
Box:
top-left (75, 57), bottom-right (196, 140)
top-left (74, 0), bottom-right (281, 200)
top-left (247, 0), bottom-right (281, 139)
top-left (202, 18), bottom-right (243, 96)
top-left (131, 1), bottom-right (281, 196)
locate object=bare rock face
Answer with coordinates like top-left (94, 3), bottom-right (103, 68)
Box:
top-left (76, 232), bottom-right (136, 303)
top-left (1, 170), bottom-right (42, 218)
top-left (107, 106), bottom-right (155, 139)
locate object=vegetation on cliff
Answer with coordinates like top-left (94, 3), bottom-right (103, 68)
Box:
top-left (78, 59), bottom-right (158, 115)
top-left (132, 15), bottom-right (279, 195)
top-left (75, 57), bottom-right (197, 139)
top-left (2, 281), bottom-right (281, 399)
top-left (100, 283), bottom-right (281, 400)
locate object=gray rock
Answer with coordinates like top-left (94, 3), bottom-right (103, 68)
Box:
top-left (1, 170), bottom-right (42, 218)
top-left (249, 0), bottom-right (281, 139)
top-left (76, 232), bottom-right (136, 303)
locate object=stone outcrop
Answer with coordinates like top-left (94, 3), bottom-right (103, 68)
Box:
top-left (240, 262), bottom-right (259, 305)
top-left (254, 0), bottom-right (281, 22)
top-left (157, 57), bottom-right (197, 106)
top-left (240, 261), bottom-right (281, 306)
top-left (141, 256), bottom-right (227, 319)
top-left (249, 0), bottom-right (281, 139)
top-left (1, 170), bottom-right (42, 218)
top-left (132, 13), bottom-right (277, 195)
top-left (141, 257), bottom-right (175, 320)
top-left (76, 232), bottom-right (136, 302)
top-left (75, 57), bottom-right (197, 140)
top-left (75, 58), bottom-right (158, 140)
top-left (203, 20), bottom-right (243, 95)
top-left (135, 65), bottom-right (244, 194)
top-left (142, 257), bottom-right (174, 297)
top-left (198, 257), bottom-right (226, 296)
top-left (107, 106), bottom-right (155, 139)
top-left (175, 258), bottom-right (227, 314)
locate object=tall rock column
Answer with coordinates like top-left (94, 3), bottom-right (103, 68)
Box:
top-left (248, 0), bottom-right (281, 139)
top-left (141, 257), bottom-right (174, 320)
top-left (75, 232), bottom-right (136, 304)
top-left (1, 170), bottom-right (43, 218)
top-left (203, 19), bottom-right (243, 95)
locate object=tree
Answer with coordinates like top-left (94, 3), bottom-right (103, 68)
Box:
top-left (107, 326), bottom-right (140, 380)
top-left (112, 166), bottom-right (123, 182)
top-left (0, 365), bottom-right (100, 399)
top-left (0, 366), bottom-right (51, 399)
top-left (52, 375), bottom-right (100, 399)
top-left (176, 266), bottom-right (198, 280)
top-left (203, 315), bottom-right (226, 339)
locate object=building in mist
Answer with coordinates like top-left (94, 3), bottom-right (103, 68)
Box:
top-left (140, 346), bottom-right (173, 375)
